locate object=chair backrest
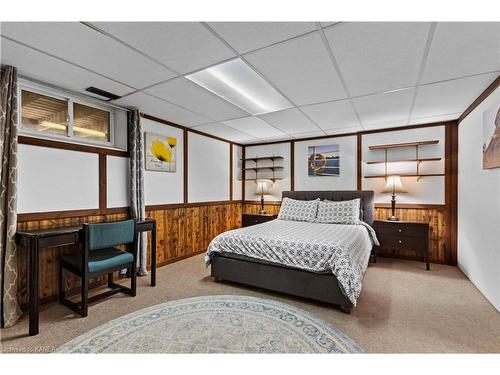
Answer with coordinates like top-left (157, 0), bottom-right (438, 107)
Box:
top-left (84, 219), bottom-right (135, 251)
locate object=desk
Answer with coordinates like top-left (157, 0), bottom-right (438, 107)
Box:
top-left (15, 219), bottom-right (156, 336)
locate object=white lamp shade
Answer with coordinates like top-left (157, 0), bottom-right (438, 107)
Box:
top-left (256, 179), bottom-right (273, 195)
top-left (382, 175), bottom-right (407, 194)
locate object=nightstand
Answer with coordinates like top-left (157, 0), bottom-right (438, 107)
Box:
top-left (374, 220), bottom-right (430, 270)
top-left (242, 213), bottom-right (277, 227)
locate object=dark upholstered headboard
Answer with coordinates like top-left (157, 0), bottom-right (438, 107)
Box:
top-left (281, 190), bottom-right (375, 225)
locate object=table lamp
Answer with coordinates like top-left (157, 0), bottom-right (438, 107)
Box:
top-left (256, 179), bottom-right (273, 214)
top-left (382, 175), bottom-right (406, 221)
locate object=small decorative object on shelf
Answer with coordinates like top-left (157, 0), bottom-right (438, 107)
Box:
top-left (256, 179), bottom-right (273, 214)
top-left (382, 175), bottom-right (406, 221)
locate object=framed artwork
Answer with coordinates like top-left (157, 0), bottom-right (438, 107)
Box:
top-left (482, 103), bottom-right (500, 169)
top-left (145, 132), bottom-right (177, 172)
top-left (308, 144), bottom-right (340, 177)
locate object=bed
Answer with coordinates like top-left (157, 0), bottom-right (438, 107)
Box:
top-left (205, 190), bottom-right (377, 313)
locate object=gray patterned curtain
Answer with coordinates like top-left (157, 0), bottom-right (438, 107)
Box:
top-left (128, 109), bottom-right (147, 275)
top-left (0, 66), bottom-right (22, 328)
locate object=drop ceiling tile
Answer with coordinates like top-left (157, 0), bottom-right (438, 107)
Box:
top-left (92, 22), bottom-right (236, 74)
top-left (223, 116), bottom-right (287, 139)
top-left (362, 120), bottom-right (409, 131)
top-left (112, 92), bottom-right (211, 127)
top-left (208, 22), bottom-right (316, 54)
top-left (1, 22), bottom-right (176, 88)
top-left (259, 108), bottom-right (319, 134)
top-left (245, 33), bottom-right (347, 106)
top-left (193, 122), bottom-right (258, 143)
top-left (291, 130), bottom-right (325, 138)
top-left (145, 77), bottom-right (248, 121)
top-left (320, 22), bottom-right (339, 28)
top-left (412, 73), bottom-right (498, 119)
top-left (409, 112), bottom-right (461, 125)
top-left (300, 99), bottom-right (359, 130)
top-left (324, 126), bottom-right (363, 135)
top-left (422, 22), bottom-right (500, 84)
top-left (259, 135), bottom-right (293, 142)
top-left (325, 22), bottom-right (430, 96)
top-left (353, 88), bottom-right (415, 125)
top-left (1, 37), bottom-right (133, 97)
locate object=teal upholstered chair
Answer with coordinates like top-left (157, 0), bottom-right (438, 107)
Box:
top-left (59, 219), bottom-right (137, 317)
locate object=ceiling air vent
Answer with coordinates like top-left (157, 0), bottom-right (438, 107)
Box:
top-left (85, 87), bottom-right (121, 101)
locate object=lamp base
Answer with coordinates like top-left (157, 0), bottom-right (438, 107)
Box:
top-left (259, 195), bottom-right (266, 215)
top-left (388, 193), bottom-right (399, 221)
top-left (387, 215), bottom-right (400, 221)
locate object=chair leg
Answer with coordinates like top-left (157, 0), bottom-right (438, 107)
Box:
top-left (130, 264), bottom-right (137, 297)
top-left (108, 272), bottom-right (113, 287)
top-left (81, 273), bottom-right (89, 317)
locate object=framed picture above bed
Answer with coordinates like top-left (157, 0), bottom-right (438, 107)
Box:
top-left (308, 144), bottom-right (340, 177)
top-left (144, 132), bottom-right (177, 172)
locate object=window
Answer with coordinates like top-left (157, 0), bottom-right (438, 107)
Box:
top-left (20, 85), bottom-right (114, 147)
top-left (21, 90), bottom-right (69, 137)
top-left (73, 103), bottom-right (110, 142)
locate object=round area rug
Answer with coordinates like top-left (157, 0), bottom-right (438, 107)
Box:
top-left (55, 295), bottom-right (362, 353)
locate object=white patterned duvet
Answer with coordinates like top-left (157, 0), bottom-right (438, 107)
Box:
top-left (205, 219), bottom-right (379, 306)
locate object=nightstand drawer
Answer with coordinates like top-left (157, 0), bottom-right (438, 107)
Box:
top-left (242, 214), bottom-right (277, 227)
top-left (377, 222), bottom-right (427, 237)
top-left (378, 234), bottom-right (426, 251)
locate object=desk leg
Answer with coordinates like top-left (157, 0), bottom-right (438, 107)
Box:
top-left (28, 238), bottom-right (39, 336)
top-left (151, 223), bottom-right (156, 287)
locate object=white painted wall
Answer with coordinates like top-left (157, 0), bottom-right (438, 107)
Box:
top-left (295, 135), bottom-right (357, 191)
top-left (142, 118), bottom-right (184, 205)
top-left (188, 133), bottom-right (230, 202)
top-left (362, 126), bottom-right (445, 204)
top-left (232, 145), bottom-right (242, 201)
top-left (107, 155), bottom-right (130, 208)
top-left (458, 87), bottom-right (500, 312)
top-left (244, 143), bottom-right (291, 201)
top-left (17, 144), bottom-right (99, 212)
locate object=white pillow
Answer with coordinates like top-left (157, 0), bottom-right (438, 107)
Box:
top-left (316, 198), bottom-right (361, 225)
top-left (277, 197), bottom-right (319, 222)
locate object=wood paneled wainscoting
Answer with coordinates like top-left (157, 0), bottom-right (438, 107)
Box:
top-left (16, 202), bottom-right (242, 307)
top-left (144, 202), bottom-right (242, 268)
top-left (242, 202), bottom-right (281, 216)
top-left (243, 201), bottom-right (448, 264)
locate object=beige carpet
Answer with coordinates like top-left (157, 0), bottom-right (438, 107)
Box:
top-left (1, 255), bottom-right (499, 353)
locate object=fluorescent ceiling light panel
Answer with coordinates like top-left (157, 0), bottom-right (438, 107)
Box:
top-left (186, 58), bottom-right (292, 115)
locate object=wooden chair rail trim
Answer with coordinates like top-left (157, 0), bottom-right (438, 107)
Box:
top-left (18, 135), bottom-right (129, 157)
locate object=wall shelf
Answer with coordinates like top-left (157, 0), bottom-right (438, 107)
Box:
top-left (242, 166), bottom-right (284, 172)
top-left (238, 177), bottom-right (284, 181)
top-left (241, 156), bottom-right (284, 162)
top-left (365, 139), bottom-right (442, 180)
top-left (240, 154), bottom-right (284, 182)
top-left (364, 173), bottom-right (445, 179)
top-left (368, 140), bottom-right (439, 150)
top-left (366, 157), bottom-right (442, 165)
